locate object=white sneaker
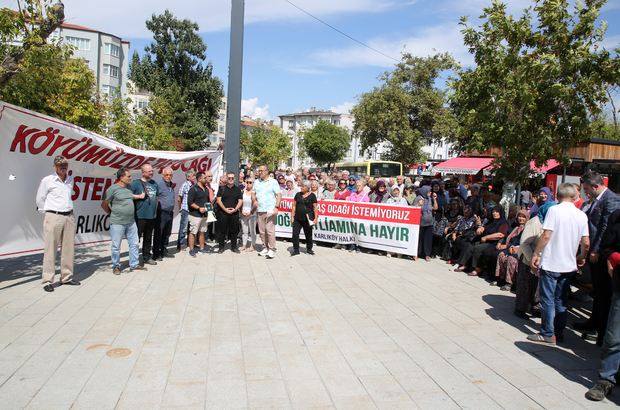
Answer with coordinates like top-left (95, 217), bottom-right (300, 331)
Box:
top-left (266, 249), bottom-right (275, 259)
top-left (258, 248), bottom-right (269, 257)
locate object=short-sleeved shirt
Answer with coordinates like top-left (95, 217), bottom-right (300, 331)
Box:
top-left (157, 179), bottom-right (175, 211)
top-left (457, 184), bottom-right (468, 200)
top-left (541, 201), bottom-right (589, 273)
top-left (178, 181), bottom-right (194, 212)
top-left (252, 177), bottom-right (280, 212)
top-left (130, 179), bottom-right (159, 219)
top-left (187, 184), bottom-right (211, 218)
top-left (104, 183), bottom-right (135, 225)
top-left (294, 192), bottom-right (317, 221)
top-left (217, 184), bottom-right (243, 210)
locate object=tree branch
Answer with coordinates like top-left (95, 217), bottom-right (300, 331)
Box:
top-left (0, 0), bottom-right (65, 87)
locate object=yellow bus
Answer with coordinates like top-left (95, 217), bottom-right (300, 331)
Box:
top-left (335, 160), bottom-right (403, 179)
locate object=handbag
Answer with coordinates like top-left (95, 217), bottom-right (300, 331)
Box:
top-left (433, 217), bottom-right (449, 237)
top-left (460, 228), bottom-right (478, 242)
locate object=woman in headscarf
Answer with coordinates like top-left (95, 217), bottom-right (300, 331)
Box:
top-left (369, 180), bottom-right (391, 203)
top-left (513, 201), bottom-right (557, 319)
top-left (449, 205), bottom-right (478, 267)
top-left (529, 187), bottom-right (554, 218)
top-left (346, 175), bottom-right (357, 193)
top-left (387, 186), bottom-right (408, 206)
top-left (432, 180), bottom-right (448, 209)
top-left (493, 210), bottom-right (530, 290)
top-left (413, 185), bottom-right (438, 261)
top-left (334, 179), bottom-right (351, 201)
top-left (433, 197), bottom-right (464, 258)
top-left (403, 183), bottom-right (417, 205)
top-left (455, 205), bottom-right (509, 275)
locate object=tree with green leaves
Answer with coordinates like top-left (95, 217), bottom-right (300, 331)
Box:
top-left (450, 0), bottom-right (620, 185)
top-left (0, 41), bottom-right (106, 133)
top-left (129, 10), bottom-right (223, 151)
top-left (0, 0), bottom-right (64, 86)
top-left (240, 123), bottom-right (292, 170)
top-left (351, 52), bottom-right (458, 165)
top-left (301, 118), bottom-right (351, 168)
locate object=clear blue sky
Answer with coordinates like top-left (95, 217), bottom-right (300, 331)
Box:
top-left (4, 0), bottom-right (620, 120)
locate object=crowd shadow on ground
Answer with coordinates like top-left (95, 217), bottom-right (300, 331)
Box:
top-left (0, 245), bottom-right (116, 290)
top-left (482, 292), bottom-right (620, 405)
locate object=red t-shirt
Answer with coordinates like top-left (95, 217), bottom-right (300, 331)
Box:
top-left (335, 190), bottom-right (351, 200)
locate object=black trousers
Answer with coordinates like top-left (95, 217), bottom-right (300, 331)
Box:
top-left (153, 208), bottom-right (173, 257)
top-left (418, 225), bottom-right (433, 258)
top-left (452, 236), bottom-right (469, 262)
top-left (136, 218), bottom-right (155, 260)
top-left (292, 219), bottom-right (313, 251)
top-left (217, 211), bottom-right (240, 249)
top-left (588, 259), bottom-right (614, 337)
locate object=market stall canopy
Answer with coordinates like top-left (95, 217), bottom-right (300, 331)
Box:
top-left (433, 157), bottom-right (493, 175)
top-left (531, 159), bottom-right (560, 174)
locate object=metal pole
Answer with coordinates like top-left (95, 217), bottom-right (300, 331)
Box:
top-left (224, 0), bottom-right (244, 178)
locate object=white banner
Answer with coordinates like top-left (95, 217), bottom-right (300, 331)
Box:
top-left (0, 102), bottom-right (222, 259)
top-left (274, 198), bottom-right (421, 256)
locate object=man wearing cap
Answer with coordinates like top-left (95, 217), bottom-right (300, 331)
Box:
top-left (36, 155), bottom-right (80, 292)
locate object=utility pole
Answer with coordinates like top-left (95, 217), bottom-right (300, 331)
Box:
top-left (224, 0), bottom-right (244, 178)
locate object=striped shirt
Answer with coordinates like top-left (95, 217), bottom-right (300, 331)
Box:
top-left (178, 181), bottom-right (194, 211)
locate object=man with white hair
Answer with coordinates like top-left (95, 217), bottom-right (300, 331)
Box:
top-left (131, 164), bottom-right (160, 266)
top-left (528, 182), bottom-right (589, 344)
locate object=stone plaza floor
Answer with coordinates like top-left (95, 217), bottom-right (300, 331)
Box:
top-left (0, 235), bottom-right (618, 410)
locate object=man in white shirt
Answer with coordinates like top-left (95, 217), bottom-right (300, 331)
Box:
top-left (528, 182), bottom-right (589, 344)
top-left (35, 155), bottom-right (80, 292)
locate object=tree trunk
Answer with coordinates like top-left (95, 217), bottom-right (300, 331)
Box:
top-left (0, 1), bottom-right (65, 87)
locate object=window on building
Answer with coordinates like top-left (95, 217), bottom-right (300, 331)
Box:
top-left (102, 85), bottom-right (117, 97)
top-left (333, 119), bottom-right (340, 126)
top-left (288, 120), bottom-right (294, 129)
top-left (221, 101), bottom-right (226, 110)
top-left (137, 100), bottom-right (148, 109)
top-left (220, 113), bottom-right (225, 121)
top-left (438, 140), bottom-right (443, 147)
top-left (219, 125), bottom-right (225, 133)
top-left (66, 37), bottom-right (90, 50)
top-left (104, 43), bottom-right (120, 57)
top-left (437, 154), bottom-right (442, 159)
top-left (103, 64), bottom-right (119, 78)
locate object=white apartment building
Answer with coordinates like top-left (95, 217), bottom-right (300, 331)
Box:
top-left (50, 23), bottom-right (130, 98)
top-left (422, 137), bottom-right (457, 162)
top-left (278, 108), bottom-right (371, 169)
top-left (207, 96), bottom-right (227, 149)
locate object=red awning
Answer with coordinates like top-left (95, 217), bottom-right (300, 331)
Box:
top-left (531, 159), bottom-right (560, 174)
top-left (433, 157), bottom-right (493, 175)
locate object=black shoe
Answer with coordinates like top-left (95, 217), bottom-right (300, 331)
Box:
top-left (218, 248), bottom-right (225, 254)
top-left (529, 309), bottom-right (541, 318)
top-left (154, 255), bottom-right (163, 261)
top-left (145, 259), bottom-right (157, 265)
top-left (573, 321), bottom-right (596, 332)
top-left (43, 284), bottom-right (54, 292)
top-left (514, 309), bottom-right (529, 320)
top-left (60, 279), bottom-right (80, 286)
top-left (587, 380), bottom-right (613, 401)
top-left (291, 250), bottom-right (300, 257)
top-left (307, 249), bottom-right (315, 255)
top-left (231, 247), bottom-right (241, 254)
top-left (555, 333), bottom-right (564, 343)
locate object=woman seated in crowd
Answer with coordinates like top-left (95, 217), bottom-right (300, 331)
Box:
top-left (335, 179), bottom-right (351, 200)
top-left (369, 180), bottom-right (391, 203)
top-left (281, 179), bottom-right (299, 198)
top-left (492, 210), bottom-right (530, 291)
top-left (434, 198), bottom-right (464, 258)
top-left (529, 187), bottom-right (554, 217)
top-left (466, 184), bottom-right (482, 216)
top-left (448, 205), bottom-right (478, 268)
top-left (322, 180), bottom-right (337, 200)
top-left (414, 185), bottom-right (437, 261)
top-left (513, 201), bottom-right (556, 319)
top-left (455, 206), bottom-right (509, 275)
top-left (387, 186), bottom-right (408, 206)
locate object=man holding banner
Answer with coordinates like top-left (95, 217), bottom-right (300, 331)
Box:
top-left (36, 155), bottom-right (80, 292)
top-left (131, 164), bottom-right (159, 266)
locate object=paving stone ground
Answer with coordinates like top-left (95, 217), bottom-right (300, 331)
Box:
top-left (0, 235), bottom-right (618, 410)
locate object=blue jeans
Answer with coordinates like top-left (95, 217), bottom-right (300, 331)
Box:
top-left (178, 210), bottom-right (189, 248)
top-left (599, 291), bottom-right (620, 384)
top-left (110, 223), bottom-right (140, 269)
top-left (538, 268), bottom-right (574, 338)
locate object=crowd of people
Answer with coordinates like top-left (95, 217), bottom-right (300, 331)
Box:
top-left (35, 156), bottom-right (620, 402)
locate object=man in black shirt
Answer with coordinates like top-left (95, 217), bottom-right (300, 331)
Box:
top-left (187, 172), bottom-right (211, 257)
top-left (216, 172), bottom-right (243, 254)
